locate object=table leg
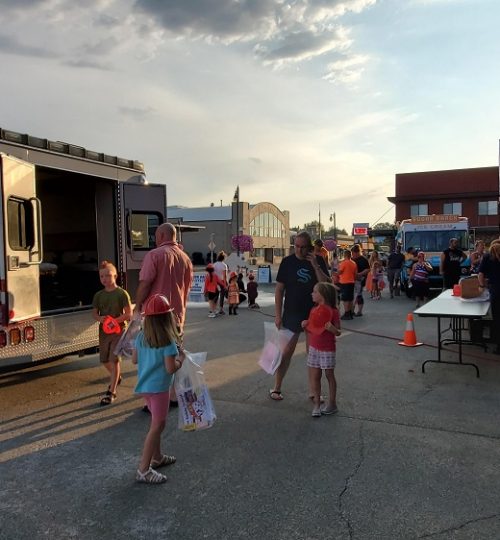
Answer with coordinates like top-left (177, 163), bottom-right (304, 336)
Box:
top-left (422, 316), bottom-right (480, 377)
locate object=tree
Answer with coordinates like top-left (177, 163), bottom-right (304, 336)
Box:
top-left (324, 226), bottom-right (347, 237)
top-left (372, 222), bottom-right (395, 230)
top-left (302, 220), bottom-right (323, 238)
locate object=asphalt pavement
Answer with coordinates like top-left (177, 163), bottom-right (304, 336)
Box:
top-left (1, 280), bottom-right (500, 540)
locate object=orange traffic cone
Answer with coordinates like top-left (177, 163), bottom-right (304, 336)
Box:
top-left (398, 313), bottom-right (423, 347)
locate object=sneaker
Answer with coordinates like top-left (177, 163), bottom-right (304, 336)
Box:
top-left (354, 312), bottom-right (363, 317)
top-left (340, 314), bottom-right (352, 320)
top-left (321, 405), bottom-right (339, 415)
top-left (218, 310), bottom-right (225, 315)
top-left (208, 312), bottom-right (216, 318)
top-left (311, 407), bottom-right (321, 418)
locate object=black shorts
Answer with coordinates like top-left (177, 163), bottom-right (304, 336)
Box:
top-left (340, 283), bottom-right (354, 302)
top-left (207, 291), bottom-right (218, 300)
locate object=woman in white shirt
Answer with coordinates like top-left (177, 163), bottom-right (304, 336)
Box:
top-left (213, 251), bottom-right (229, 314)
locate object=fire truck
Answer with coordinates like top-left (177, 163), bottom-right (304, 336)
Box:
top-left (0, 128), bottom-right (166, 368)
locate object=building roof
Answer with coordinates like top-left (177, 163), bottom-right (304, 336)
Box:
top-left (167, 205), bottom-right (232, 222)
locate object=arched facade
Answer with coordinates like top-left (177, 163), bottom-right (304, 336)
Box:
top-left (168, 199), bottom-right (290, 266)
top-left (243, 202), bottom-right (290, 264)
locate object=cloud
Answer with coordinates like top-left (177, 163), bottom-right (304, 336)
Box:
top-left (323, 53), bottom-right (370, 84)
top-left (255, 27), bottom-right (351, 66)
top-left (118, 105), bottom-right (156, 119)
top-left (0, 0), bottom-right (376, 85)
top-left (134, 0), bottom-right (376, 66)
top-left (63, 58), bottom-right (113, 70)
top-left (0, 34), bottom-right (56, 58)
top-left (249, 157), bottom-right (262, 165)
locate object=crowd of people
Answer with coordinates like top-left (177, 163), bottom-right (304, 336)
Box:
top-left (90, 221), bottom-right (500, 484)
top-left (203, 256), bottom-right (259, 318)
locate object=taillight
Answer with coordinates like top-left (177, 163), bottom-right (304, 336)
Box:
top-left (9, 327), bottom-right (21, 345)
top-left (24, 326), bottom-right (35, 342)
top-left (0, 330), bottom-right (6, 347)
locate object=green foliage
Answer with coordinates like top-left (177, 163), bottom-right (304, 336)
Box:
top-left (372, 222), bottom-right (395, 230)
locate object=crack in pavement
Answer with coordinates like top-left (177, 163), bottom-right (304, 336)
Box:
top-left (213, 397), bottom-right (500, 442)
top-left (340, 413), bottom-right (500, 442)
top-left (338, 422), bottom-right (365, 540)
top-left (418, 512), bottom-right (500, 538)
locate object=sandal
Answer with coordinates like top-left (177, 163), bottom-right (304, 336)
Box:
top-left (151, 454), bottom-right (176, 469)
top-left (107, 376), bottom-right (122, 393)
top-left (100, 392), bottom-right (116, 406)
top-left (269, 390), bottom-right (283, 401)
top-left (136, 467), bottom-right (167, 484)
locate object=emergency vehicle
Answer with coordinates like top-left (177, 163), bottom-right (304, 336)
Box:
top-left (0, 128), bottom-right (165, 367)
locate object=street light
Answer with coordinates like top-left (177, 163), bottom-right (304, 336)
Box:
top-left (233, 185), bottom-right (240, 255)
top-left (329, 212), bottom-right (337, 241)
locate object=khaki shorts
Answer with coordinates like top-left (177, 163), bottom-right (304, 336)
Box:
top-left (99, 333), bottom-right (122, 363)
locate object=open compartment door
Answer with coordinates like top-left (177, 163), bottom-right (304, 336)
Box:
top-left (120, 181), bottom-right (166, 299)
top-left (0, 154), bottom-right (42, 323)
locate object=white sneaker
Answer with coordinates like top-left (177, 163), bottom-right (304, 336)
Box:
top-left (311, 407), bottom-right (321, 418)
top-left (208, 312), bottom-right (216, 318)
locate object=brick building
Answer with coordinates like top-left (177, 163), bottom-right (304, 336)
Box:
top-left (388, 166), bottom-right (499, 243)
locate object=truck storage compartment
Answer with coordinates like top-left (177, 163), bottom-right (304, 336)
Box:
top-left (36, 169), bottom-right (115, 312)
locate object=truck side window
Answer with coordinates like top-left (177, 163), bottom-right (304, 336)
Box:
top-left (7, 197), bottom-right (34, 251)
top-left (130, 212), bottom-right (161, 250)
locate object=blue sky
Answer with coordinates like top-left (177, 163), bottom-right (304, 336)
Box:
top-left (1, 0), bottom-right (499, 231)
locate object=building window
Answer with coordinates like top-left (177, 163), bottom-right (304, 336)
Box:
top-left (249, 212), bottom-right (286, 238)
top-left (443, 202), bottom-right (462, 215)
top-left (478, 201), bottom-right (497, 216)
top-left (410, 204), bottom-right (428, 217)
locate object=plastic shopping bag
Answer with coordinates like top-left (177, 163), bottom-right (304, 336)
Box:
top-left (113, 318), bottom-right (142, 359)
top-left (258, 322), bottom-right (294, 375)
top-left (174, 351), bottom-right (216, 432)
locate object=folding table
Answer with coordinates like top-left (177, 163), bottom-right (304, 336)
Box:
top-left (414, 289), bottom-right (490, 378)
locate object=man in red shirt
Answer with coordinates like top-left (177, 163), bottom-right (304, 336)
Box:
top-left (134, 222), bottom-right (193, 329)
top-left (134, 222), bottom-right (193, 410)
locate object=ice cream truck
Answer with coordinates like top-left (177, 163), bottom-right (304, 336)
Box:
top-left (397, 214), bottom-right (471, 292)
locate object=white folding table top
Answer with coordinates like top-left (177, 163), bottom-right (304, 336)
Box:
top-left (414, 289), bottom-right (490, 318)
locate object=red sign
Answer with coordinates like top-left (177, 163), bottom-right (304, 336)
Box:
top-left (353, 227), bottom-right (368, 235)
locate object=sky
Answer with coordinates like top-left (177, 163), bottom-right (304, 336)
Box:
top-left (1, 0), bottom-right (499, 232)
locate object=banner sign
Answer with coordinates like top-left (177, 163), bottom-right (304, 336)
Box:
top-left (190, 272), bottom-right (206, 295)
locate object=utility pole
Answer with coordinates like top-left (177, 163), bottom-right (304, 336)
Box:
top-left (318, 203), bottom-right (322, 239)
top-left (330, 212), bottom-right (337, 240)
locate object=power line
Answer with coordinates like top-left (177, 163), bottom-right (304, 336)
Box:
top-left (371, 206), bottom-right (394, 228)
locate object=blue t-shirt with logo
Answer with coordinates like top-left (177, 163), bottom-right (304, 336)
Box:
top-left (134, 331), bottom-right (178, 394)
